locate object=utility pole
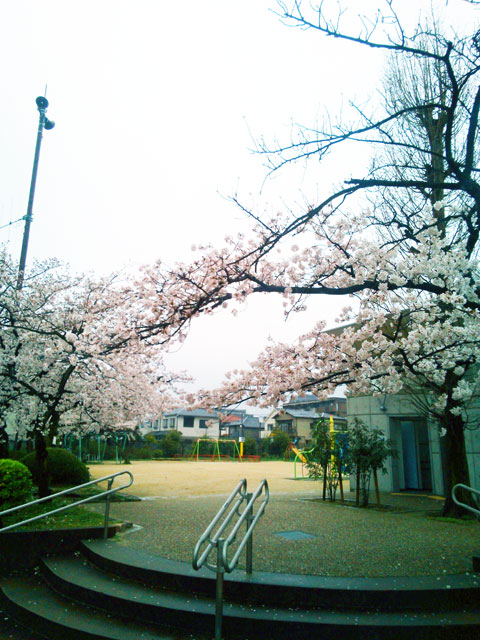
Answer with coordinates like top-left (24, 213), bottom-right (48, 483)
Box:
top-left (17, 96), bottom-right (55, 289)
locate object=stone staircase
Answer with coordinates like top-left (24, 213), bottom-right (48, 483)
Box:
top-left (1, 538), bottom-right (480, 639)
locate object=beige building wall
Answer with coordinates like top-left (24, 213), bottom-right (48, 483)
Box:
top-left (347, 394), bottom-right (440, 494)
top-left (260, 410), bottom-right (278, 438)
top-left (348, 392), bottom-right (480, 495)
top-left (294, 418), bottom-right (314, 443)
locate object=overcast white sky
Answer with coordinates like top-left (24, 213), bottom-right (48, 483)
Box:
top-left (0, 0), bottom-right (476, 395)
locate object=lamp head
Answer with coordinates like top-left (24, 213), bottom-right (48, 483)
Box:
top-left (44, 118), bottom-right (55, 130)
top-left (35, 96), bottom-right (49, 110)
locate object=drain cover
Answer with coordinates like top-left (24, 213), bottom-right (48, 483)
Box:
top-left (274, 530), bottom-right (316, 541)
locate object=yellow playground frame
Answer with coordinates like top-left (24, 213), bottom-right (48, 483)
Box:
top-left (190, 438), bottom-right (243, 461)
top-left (291, 444), bottom-right (315, 478)
top-left (292, 415), bottom-right (347, 479)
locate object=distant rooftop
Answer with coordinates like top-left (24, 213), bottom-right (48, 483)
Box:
top-left (163, 408), bottom-right (218, 418)
top-left (284, 394), bottom-right (346, 407)
top-left (275, 409), bottom-right (346, 421)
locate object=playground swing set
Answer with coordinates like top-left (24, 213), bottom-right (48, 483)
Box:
top-left (190, 438), bottom-right (242, 461)
top-left (188, 438), bottom-right (261, 462)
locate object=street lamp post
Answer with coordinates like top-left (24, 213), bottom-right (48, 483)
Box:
top-left (16, 96), bottom-right (55, 289)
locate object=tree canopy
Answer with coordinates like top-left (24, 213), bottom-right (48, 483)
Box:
top-left (0, 250), bottom-right (184, 461)
top-left (130, 1), bottom-right (480, 516)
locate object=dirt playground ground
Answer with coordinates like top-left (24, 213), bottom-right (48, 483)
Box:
top-left (88, 459), bottom-right (322, 498)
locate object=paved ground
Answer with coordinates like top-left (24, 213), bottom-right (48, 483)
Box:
top-left (87, 460), bottom-right (480, 578)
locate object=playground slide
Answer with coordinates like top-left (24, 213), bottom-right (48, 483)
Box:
top-left (291, 445), bottom-right (308, 464)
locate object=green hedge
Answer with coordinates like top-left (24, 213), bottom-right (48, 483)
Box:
top-left (0, 459), bottom-right (33, 510)
top-left (22, 448), bottom-right (90, 487)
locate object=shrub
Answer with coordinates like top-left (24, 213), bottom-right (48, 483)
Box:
top-left (133, 446), bottom-right (153, 460)
top-left (183, 441), bottom-right (194, 457)
top-left (6, 447), bottom-right (29, 462)
top-left (260, 437), bottom-right (271, 457)
top-left (306, 419), bottom-right (344, 502)
top-left (268, 430), bottom-right (291, 457)
top-left (103, 445), bottom-right (117, 460)
top-left (348, 419), bottom-right (396, 508)
top-left (0, 459), bottom-right (33, 510)
top-left (162, 430), bottom-right (182, 458)
top-left (218, 439), bottom-right (238, 457)
top-left (243, 437), bottom-right (258, 456)
top-left (22, 448), bottom-right (90, 487)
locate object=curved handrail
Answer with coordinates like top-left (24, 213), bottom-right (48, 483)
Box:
top-left (192, 478), bottom-right (247, 571)
top-left (192, 478), bottom-right (269, 640)
top-left (0, 470), bottom-right (133, 535)
top-left (192, 478), bottom-right (269, 573)
top-left (452, 483), bottom-right (480, 518)
top-left (222, 479), bottom-right (269, 573)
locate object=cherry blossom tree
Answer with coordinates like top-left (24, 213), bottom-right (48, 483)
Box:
top-left (130, 2), bottom-right (480, 517)
top-left (132, 195), bottom-right (478, 515)
top-left (0, 250), bottom-right (184, 494)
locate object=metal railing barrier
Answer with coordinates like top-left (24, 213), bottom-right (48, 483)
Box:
top-left (452, 483), bottom-right (480, 518)
top-left (192, 478), bottom-right (269, 640)
top-left (0, 470), bottom-right (133, 539)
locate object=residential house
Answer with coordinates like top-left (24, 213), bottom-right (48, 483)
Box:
top-left (270, 406), bottom-right (347, 447)
top-left (149, 408), bottom-right (220, 442)
top-left (283, 393), bottom-right (347, 417)
top-left (220, 410), bottom-right (262, 442)
top-left (259, 394), bottom-right (347, 445)
top-left (260, 410), bottom-right (277, 438)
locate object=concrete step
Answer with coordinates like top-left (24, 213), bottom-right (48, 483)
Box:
top-left (38, 553), bottom-right (480, 640)
top-left (40, 554), bottom-right (215, 636)
top-left (82, 538), bottom-right (480, 612)
top-left (0, 574), bottom-right (202, 640)
top-left (1, 539), bottom-right (480, 640)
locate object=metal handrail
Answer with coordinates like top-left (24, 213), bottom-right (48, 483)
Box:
top-left (452, 483), bottom-right (480, 518)
top-left (192, 478), bottom-right (269, 640)
top-left (193, 478), bottom-right (248, 571)
top-left (222, 479), bottom-right (269, 573)
top-left (0, 470), bottom-right (133, 538)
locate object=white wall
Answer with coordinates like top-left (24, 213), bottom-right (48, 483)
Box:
top-left (348, 392), bottom-right (480, 495)
top-left (175, 415), bottom-right (220, 440)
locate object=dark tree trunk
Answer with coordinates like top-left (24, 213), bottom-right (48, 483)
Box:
top-left (0, 423), bottom-right (8, 459)
top-left (338, 461), bottom-right (344, 503)
top-left (322, 462), bottom-right (328, 500)
top-left (441, 412), bottom-right (475, 517)
top-left (46, 412), bottom-right (60, 447)
top-left (373, 468), bottom-right (381, 508)
top-left (360, 469), bottom-right (370, 508)
top-left (35, 431), bottom-right (50, 498)
top-left (356, 466), bottom-right (360, 506)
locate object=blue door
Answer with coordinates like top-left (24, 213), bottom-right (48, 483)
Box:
top-left (401, 421), bottom-right (419, 489)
